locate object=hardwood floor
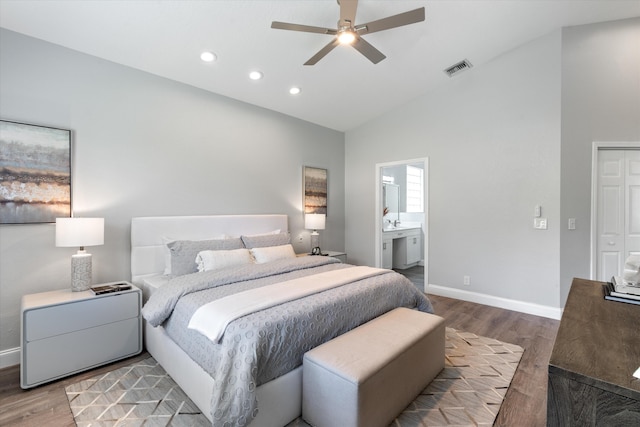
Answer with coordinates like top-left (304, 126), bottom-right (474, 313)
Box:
top-left (430, 294), bottom-right (559, 427)
top-left (0, 352), bottom-right (151, 427)
top-left (0, 274), bottom-right (559, 427)
top-left (398, 265), bottom-right (560, 427)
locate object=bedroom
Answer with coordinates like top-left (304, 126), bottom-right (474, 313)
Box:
top-left (1, 1), bottom-right (639, 426)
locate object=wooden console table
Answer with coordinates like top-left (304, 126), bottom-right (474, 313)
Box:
top-left (548, 278), bottom-right (640, 426)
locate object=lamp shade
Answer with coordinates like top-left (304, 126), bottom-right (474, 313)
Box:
top-left (56, 218), bottom-right (104, 248)
top-left (305, 213), bottom-right (326, 231)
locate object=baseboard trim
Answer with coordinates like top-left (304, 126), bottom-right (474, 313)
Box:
top-left (427, 284), bottom-right (562, 320)
top-left (0, 346), bottom-right (20, 369)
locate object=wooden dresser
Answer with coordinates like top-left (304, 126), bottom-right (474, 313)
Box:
top-left (548, 278), bottom-right (640, 426)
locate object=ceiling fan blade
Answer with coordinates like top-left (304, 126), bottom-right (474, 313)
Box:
top-left (352, 35), bottom-right (386, 64)
top-left (357, 7), bottom-right (425, 35)
top-left (271, 21), bottom-right (337, 35)
top-left (304, 38), bottom-right (341, 65)
top-left (339, 0), bottom-right (358, 26)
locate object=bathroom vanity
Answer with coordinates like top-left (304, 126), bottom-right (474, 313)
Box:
top-left (382, 227), bottom-right (421, 270)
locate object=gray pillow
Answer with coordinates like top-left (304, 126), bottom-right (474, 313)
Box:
top-left (167, 238), bottom-right (244, 276)
top-left (241, 233), bottom-right (290, 249)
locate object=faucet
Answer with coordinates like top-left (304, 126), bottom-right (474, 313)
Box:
top-left (393, 219), bottom-right (401, 227)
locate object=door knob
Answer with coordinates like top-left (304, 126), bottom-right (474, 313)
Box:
top-left (608, 241), bottom-right (615, 246)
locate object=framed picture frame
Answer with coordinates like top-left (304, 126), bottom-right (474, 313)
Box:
top-left (303, 166), bottom-right (327, 215)
top-left (0, 120), bottom-right (71, 224)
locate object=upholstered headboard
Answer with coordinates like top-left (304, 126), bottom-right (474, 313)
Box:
top-left (130, 214), bottom-right (288, 285)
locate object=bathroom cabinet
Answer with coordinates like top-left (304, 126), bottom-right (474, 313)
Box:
top-left (382, 227), bottom-right (421, 270)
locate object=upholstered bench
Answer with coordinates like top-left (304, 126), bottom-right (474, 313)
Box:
top-left (302, 307), bottom-right (445, 427)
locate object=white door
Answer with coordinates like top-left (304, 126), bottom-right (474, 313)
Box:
top-left (596, 149), bottom-right (640, 281)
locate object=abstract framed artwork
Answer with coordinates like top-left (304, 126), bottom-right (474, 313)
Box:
top-left (0, 120), bottom-right (71, 224)
top-left (303, 166), bottom-right (327, 215)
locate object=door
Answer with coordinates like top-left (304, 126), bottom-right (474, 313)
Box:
top-left (375, 158), bottom-right (428, 291)
top-left (596, 149), bottom-right (640, 281)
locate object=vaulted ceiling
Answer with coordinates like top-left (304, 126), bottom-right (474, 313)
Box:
top-left (1, 0), bottom-right (639, 131)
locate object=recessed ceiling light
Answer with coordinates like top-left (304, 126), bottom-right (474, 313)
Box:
top-left (289, 87), bottom-right (302, 95)
top-left (200, 51), bottom-right (216, 62)
top-left (249, 71), bottom-right (263, 80)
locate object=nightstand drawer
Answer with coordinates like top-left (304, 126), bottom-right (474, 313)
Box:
top-left (24, 291), bottom-right (139, 342)
top-left (24, 317), bottom-right (140, 387)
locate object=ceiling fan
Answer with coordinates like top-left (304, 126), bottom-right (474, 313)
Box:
top-left (271, 0), bottom-right (425, 65)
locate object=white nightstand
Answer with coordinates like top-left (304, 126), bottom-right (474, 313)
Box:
top-left (20, 282), bottom-right (142, 389)
top-left (323, 250), bottom-right (347, 263)
top-left (298, 250), bottom-right (347, 263)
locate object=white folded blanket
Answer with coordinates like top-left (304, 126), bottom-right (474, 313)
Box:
top-left (188, 265), bottom-right (388, 343)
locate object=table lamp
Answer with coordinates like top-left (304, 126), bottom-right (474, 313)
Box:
top-left (305, 213), bottom-right (325, 255)
top-left (56, 217), bottom-right (104, 291)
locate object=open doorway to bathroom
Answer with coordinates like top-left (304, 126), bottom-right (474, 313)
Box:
top-left (375, 158), bottom-right (428, 292)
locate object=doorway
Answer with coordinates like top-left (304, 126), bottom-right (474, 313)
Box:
top-left (375, 158), bottom-right (429, 291)
top-left (591, 142), bottom-right (640, 280)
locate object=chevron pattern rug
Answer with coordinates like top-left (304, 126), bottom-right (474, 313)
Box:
top-left (65, 328), bottom-right (523, 426)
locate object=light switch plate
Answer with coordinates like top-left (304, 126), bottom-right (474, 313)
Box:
top-left (534, 218), bottom-right (548, 230)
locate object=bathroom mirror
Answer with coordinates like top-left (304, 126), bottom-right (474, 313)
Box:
top-left (383, 183), bottom-right (400, 226)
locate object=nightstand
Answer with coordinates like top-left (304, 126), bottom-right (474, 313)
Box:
top-left (323, 250), bottom-right (347, 263)
top-left (20, 282), bottom-right (142, 389)
top-left (297, 250), bottom-right (347, 263)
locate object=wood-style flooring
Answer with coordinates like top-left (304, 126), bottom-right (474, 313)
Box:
top-left (397, 266), bottom-right (560, 427)
top-left (0, 270), bottom-right (559, 427)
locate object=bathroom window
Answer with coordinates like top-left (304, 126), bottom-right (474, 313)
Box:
top-left (406, 165), bottom-right (423, 213)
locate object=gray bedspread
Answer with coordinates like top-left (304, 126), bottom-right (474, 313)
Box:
top-left (142, 256), bottom-right (433, 427)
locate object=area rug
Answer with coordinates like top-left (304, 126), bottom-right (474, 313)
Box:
top-left (65, 328), bottom-right (523, 427)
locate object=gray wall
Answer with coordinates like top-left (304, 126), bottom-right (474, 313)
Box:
top-left (559, 17), bottom-right (640, 304)
top-left (346, 31), bottom-right (563, 308)
top-left (0, 29), bottom-right (345, 356)
top-left (345, 17), bottom-right (640, 311)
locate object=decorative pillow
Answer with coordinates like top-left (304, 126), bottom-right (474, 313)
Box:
top-left (196, 248), bottom-right (253, 272)
top-left (241, 232), bottom-right (290, 249)
top-left (250, 244), bottom-right (296, 264)
top-left (167, 237), bottom-right (243, 276)
top-left (162, 235), bottom-right (225, 275)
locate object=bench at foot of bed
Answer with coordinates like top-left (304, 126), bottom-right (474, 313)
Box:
top-left (302, 307), bottom-right (445, 427)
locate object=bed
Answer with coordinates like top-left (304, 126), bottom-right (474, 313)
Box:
top-left (131, 214), bottom-right (433, 427)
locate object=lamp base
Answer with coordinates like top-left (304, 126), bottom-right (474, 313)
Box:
top-left (71, 252), bottom-right (92, 292)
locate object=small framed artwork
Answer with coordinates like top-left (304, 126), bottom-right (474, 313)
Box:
top-left (0, 120), bottom-right (71, 224)
top-left (303, 166), bottom-right (327, 215)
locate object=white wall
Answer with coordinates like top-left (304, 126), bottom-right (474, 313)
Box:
top-left (0, 29), bottom-right (345, 361)
top-left (559, 17), bottom-right (640, 304)
top-left (345, 30), bottom-right (563, 313)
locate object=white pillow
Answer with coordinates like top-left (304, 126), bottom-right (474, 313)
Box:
top-left (250, 244), bottom-right (296, 264)
top-left (196, 248), bottom-right (253, 272)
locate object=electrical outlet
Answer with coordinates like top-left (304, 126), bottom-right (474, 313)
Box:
top-left (463, 276), bottom-right (470, 286)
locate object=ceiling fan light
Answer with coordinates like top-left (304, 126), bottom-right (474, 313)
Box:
top-left (337, 30), bottom-right (356, 45)
top-left (200, 51), bottom-right (216, 62)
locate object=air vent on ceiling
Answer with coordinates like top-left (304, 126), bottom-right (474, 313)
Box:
top-left (444, 59), bottom-right (473, 77)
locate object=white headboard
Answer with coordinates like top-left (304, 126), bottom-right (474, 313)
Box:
top-left (130, 214), bottom-right (288, 285)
